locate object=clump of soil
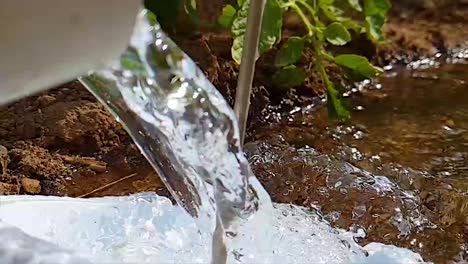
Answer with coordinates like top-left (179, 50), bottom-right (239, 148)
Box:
top-left (376, 4), bottom-right (468, 65)
top-left (0, 82), bottom-right (161, 196)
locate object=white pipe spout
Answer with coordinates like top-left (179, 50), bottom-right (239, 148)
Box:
top-left (0, 0), bottom-right (141, 105)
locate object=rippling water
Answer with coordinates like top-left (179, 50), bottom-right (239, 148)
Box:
top-left (251, 61), bottom-right (468, 263)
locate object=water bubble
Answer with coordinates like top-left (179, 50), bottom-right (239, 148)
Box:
top-left (352, 205), bottom-right (367, 219)
top-left (355, 106), bottom-right (365, 111)
top-left (353, 131), bottom-right (366, 140)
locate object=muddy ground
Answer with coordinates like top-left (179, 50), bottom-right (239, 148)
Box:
top-left (1, 2), bottom-right (468, 263)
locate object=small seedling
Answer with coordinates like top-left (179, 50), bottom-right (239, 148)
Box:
top-left (220, 0), bottom-right (390, 121)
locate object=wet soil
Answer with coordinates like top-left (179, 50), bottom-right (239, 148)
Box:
top-left (1, 3), bottom-right (468, 264)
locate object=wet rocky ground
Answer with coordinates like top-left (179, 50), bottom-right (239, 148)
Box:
top-left (1, 3), bottom-right (468, 263)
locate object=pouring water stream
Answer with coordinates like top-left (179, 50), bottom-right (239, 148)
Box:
top-left (80, 10), bottom-right (271, 264)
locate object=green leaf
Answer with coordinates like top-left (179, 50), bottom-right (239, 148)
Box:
top-left (347, 0), bottom-right (362, 11)
top-left (273, 66), bottom-right (307, 88)
top-left (319, 0), bottom-right (334, 5)
top-left (231, 0), bottom-right (283, 64)
top-left (121, 48), bottom-right (146, 75)
top-left (231, 1), bottom-right (249, 64)
top-left (324, 22), bottom-right (351, 46)
top-left (144, 0), bottom-right (182, 29)
top-left (145, 9), bottom-right (159, 26)
top-left (319, 1), bottom-right (345, 22)
top-left (231, 2), bottom-right (249, 64)
top-left (237, 0), bottom-right (246, 7)
top-left (361, 0), bottom-right (389, 43)
top-left (363, 0), bottom-right (391, 16)
top-left (218, 5), bottom-right (237, 28)
top-left (365, 15), bottom-right (385, 43)
top-left (311, 27), bottom-right (325, 42)
top-left (259, 0), bottom-right (283, 57)
top-left (326, 82), bottom-right (350, 121)
top-left (275, 37), bottom-right (305, 67)
top-left (340, 18), bottom-right (362, 32)
top-left (184, 0), bottom-right (199, 23)
top-left (334, 54), bottom-right (382, 78)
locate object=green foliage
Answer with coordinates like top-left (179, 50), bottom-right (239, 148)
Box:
top-left (218, 5), bottom-right (237, 28)
top-left (231, 0), bottom-right (283, 64)
top-left (144, 0), bottom-right (200, 30)
top-left (334, 54), bottom-right (382, 78)
top-left (363, 0), bottom-right (391, 42)
top-left (326, 82), bottom-right (351, 121)
top-left (273, 66), bottom-right (308, 88)
top-left (275, 37), bottom-right (305, 66)
top-left (363, 0), bottom-right (391, 16)
top-left (347, 0), bottom-right (363, 11)
top-left (183, 0), bottom-right (199, 23)
top-left (324, 22), bottom-right (351, 46)
top-left (144, 0), bottom-right (182, 29)
top-left (219, 0), bottom-right (390, 121)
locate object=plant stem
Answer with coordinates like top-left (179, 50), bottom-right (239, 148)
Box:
top-left (234, 0), bottom-right (266, 145)
top-left (312, 39), bottom-right (331, 87)
top-left (321, 51), bottom-right (335, 61)
top-left (291, 3), bottom-right (329, 86)
top-left (291, 3), bottom-right (332, 93)
top-left (291, 4), bottom-right (314, 35)
top-left (280, 2), bottom-right (295, 9)
top-left (312, 35), bottom-right (349, 119)
top-left (296, 0), bottom-right (320, 26)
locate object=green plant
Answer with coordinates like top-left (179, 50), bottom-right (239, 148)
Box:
top-left (219, 0), bottom-right (390, 120)
top-left (144, 0), bottom-right (199, 30)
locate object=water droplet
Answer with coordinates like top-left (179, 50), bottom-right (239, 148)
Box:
top-left (352, 205), bottom-right (367, 219)
top-left (355, 106), bottom-right (365, 111)
top-left (353, 131), bottom-right (366, 140)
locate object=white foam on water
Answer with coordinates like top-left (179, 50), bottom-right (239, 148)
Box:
top-left (0, 193), bottom-right (427, 264)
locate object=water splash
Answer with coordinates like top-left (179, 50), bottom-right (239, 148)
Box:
top-left (0, 193), bottom-right (425, 263)
top-left (80, 10), bottom-right (271, 263)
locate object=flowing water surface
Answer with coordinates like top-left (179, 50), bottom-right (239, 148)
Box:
top-left (251, 61), bottom-right (468, 263)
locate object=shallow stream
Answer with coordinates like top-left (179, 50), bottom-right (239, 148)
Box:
top-left (249, 60), bottom-right (468, 263)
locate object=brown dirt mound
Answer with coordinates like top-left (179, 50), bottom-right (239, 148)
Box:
top-left (0, 81), bottom-right (160, 196)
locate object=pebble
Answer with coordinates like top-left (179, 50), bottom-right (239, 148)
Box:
top-left (21, 178), bottom-right (41, 194)
top-left (0, 145), bottom-right (9, 176)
